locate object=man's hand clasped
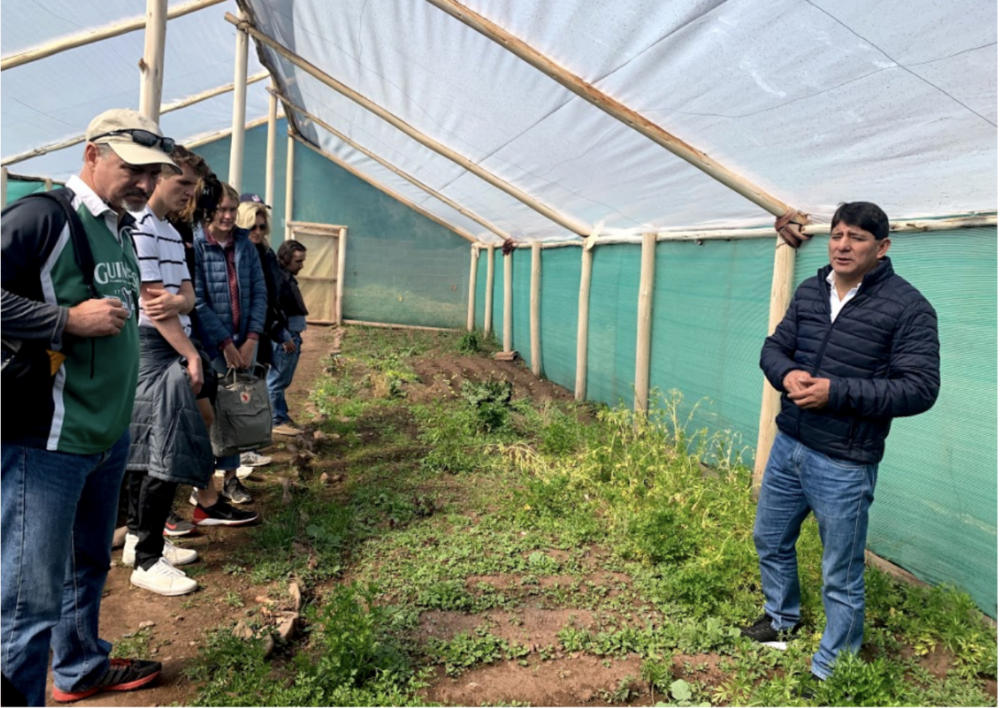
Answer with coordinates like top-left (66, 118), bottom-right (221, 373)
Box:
top-left (65, 297), bottom-right (128, 337)
top-left (783, 369), bottom-right (831, 410)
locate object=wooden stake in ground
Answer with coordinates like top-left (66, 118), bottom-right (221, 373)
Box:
top-left (575, 239), bottom-right (594, 401)
top-left (753, 238), bottom-right (797, 493)
top-left (336, 227), bottom-right (347, 325)
top-left (634, 232), bottom-right (656, 414)
top-left (530, 241), bottom-right (542, 376)
top-left (138, 0), bottom-right (167, 122)
top-left (503, 250), bottom-right (513, 352)
top-left (265, 81), bottom-right (278, 209)
top-left (484, 244), bottom-right (495, 335)
top-left (467, 247), bottom-right (478, 332)
top-left (284, 134), bottom-right (295, 240)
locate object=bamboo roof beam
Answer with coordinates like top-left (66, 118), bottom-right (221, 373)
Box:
top-left (224, 12), bottom-right (591, 238)
top-left (2, 72), bottom-right (270, 167)
top-left (1, 0), bottom-right (226, 71)
top-left (293, 134), bottom-right (480, 245)
top-left (423, 0), bottom-right (803, 222)
top-left (276, 90), bottom-right (513, 243)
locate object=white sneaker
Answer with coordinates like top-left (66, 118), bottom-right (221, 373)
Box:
top-left (130, 558), bottom-right (198, 596)
top-left (123, 534), bottom-right (199, 567)
top-left (215, 465), bottom-right (254, 480)
top-left (240, 451), bottom-right (272, 467)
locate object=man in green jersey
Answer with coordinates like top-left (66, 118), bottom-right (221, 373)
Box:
top-left (1, 109), bottom-right (178, 706)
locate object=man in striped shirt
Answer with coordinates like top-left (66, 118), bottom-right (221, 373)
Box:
top-left (124, 148), bottom-right (257, 598)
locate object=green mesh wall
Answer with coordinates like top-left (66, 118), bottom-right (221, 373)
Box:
top-left (6, 178), bottom-right (49, 203)
top-left (510, 252), bottom-right (533, 365)
top-left (796, 229), bottom-right (997, 618)
top-left (195, 120), bottom-right (470, 329)
top-left (649, 239), bottom-right (773, 460)
top-left (586, 245), bottom-right (640, 407)
top-left (538, 247), bottom-right (581, 386)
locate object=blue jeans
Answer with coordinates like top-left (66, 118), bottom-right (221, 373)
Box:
top-left (1, 431), bottom-right (130, 706)
top-left (753, 431), bottom-right (878, 679)
top-left (267, 333), bottom-right (302, 425)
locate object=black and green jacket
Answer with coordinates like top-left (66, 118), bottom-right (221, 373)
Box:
top-left (1, 176), bottom-right (140, 454)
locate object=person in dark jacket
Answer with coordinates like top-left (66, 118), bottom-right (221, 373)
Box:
top-left (268, 240), bottom-right (310, 436)
top-left (743, 202), bottom-right (940, 682)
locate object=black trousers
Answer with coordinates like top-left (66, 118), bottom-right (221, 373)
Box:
top-left (126, 471), bottom-right (179, 571)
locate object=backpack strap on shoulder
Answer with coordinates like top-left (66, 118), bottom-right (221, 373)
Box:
top-left (24, 189), bottom-right (98, 298)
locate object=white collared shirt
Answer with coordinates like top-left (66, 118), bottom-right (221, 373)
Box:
top-left (826, 271), bottom-right (859, 322)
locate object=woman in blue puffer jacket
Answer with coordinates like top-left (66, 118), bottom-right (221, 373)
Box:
top-left (192, 182), bottom-right (267, 514)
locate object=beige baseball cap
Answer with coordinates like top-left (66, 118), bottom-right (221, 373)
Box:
top-left (85, 109), bottom-right (180, 173)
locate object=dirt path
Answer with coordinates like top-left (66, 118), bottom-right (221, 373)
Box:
top-left (45, 328), bottom-right (339, 708)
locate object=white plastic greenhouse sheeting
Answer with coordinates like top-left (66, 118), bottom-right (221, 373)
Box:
top-left (249, 0), bottom-right (996, 241)
top-left (2, 0), bottom-right (996, 242)
top-left (1, 0), bottom-right (269, 181)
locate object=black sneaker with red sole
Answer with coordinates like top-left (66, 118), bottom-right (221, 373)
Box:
top-left (52, 658), bottom-right (161, 702)
top-left (192, 500), bottom-right (259, 526)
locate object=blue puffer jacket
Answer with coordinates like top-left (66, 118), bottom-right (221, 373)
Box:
top-left (193, 225), bottom-right (267, 362)
top-left (760, 258), bottom-right (940, 464)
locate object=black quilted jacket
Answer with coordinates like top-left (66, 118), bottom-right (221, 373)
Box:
top-left (760, 257), bottom-right (940, 464)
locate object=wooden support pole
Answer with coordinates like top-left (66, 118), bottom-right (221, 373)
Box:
top-left (424, 0), bottom-right (799, 220)
top-left (279, 93), bottom-right (512, 242)
top-left (228, 9), bottom-right (249, 192)
top-left (467, 247), bottom-right (478, 332)
top-left (484, 245), bottom-right (495, 335)
top-left (284, 134), bottom-right (295, 240)
top-left (336, 228), bottom-right (347, 325)
top-left (753, 239), bottom-right (797, 494)
top-left (265, 82), bottom-right (278, 209)
top-left (1, 167), bottom-right (8, 208)
top-left (1, 0), bottom-right (225, 72)
top-left (225, 12), bottom-right (591, 237)
top-left (2, 73), bottom-right (269, 167)
top-left (634, 232), bottom-right (656, 414)
top-left (138, 0), bottom-right (167, 122)
top-left (575, 242), bottom-right (594, 401)
top-left (294, 135), bottom-right (479, 243)
top-left (530, 241), bottom-right (542, 376)
top-left (43, 178), bottom-right (53, 192)
top-left (503, 251), bottom-right (513, 352)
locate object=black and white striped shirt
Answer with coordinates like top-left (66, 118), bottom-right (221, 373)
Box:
top-left (130, 206), bottom-right (192, 336)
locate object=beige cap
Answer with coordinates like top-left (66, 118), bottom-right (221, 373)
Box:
top-left (85, 109), bottom-right (180, 173)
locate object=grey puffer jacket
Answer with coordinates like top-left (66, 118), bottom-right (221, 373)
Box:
top-left (126, 328), bottom-right (214, 487)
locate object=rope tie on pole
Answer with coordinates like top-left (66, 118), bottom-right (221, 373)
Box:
top-left (775, 209), bottom-right (811, 248)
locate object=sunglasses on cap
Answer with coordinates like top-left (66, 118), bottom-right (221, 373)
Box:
top-left (90, 128), bottom-right (175, 155)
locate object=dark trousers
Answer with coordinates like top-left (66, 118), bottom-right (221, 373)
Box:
top-left (126, 471), bottom-right (178, 571)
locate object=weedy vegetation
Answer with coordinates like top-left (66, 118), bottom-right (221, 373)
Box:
top-left (186, 327), bottom-right (997, 707)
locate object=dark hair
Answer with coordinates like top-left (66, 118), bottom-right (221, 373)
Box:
top-left (831, 202), bottom-right (890, 240)
top-left (169, 145), bottom-right (210, 178)
top-left (277, 239), bottom-right (308, 267)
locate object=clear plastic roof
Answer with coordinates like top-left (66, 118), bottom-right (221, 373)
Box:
top-left (3, 0), bottom-right (996, 241)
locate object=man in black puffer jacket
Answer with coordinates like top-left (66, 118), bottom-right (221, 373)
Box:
top-left (742, 202), bottom-right (940, 683)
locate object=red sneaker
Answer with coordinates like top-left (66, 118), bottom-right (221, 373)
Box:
top-left (52, 658), bottom-right (161, 702)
